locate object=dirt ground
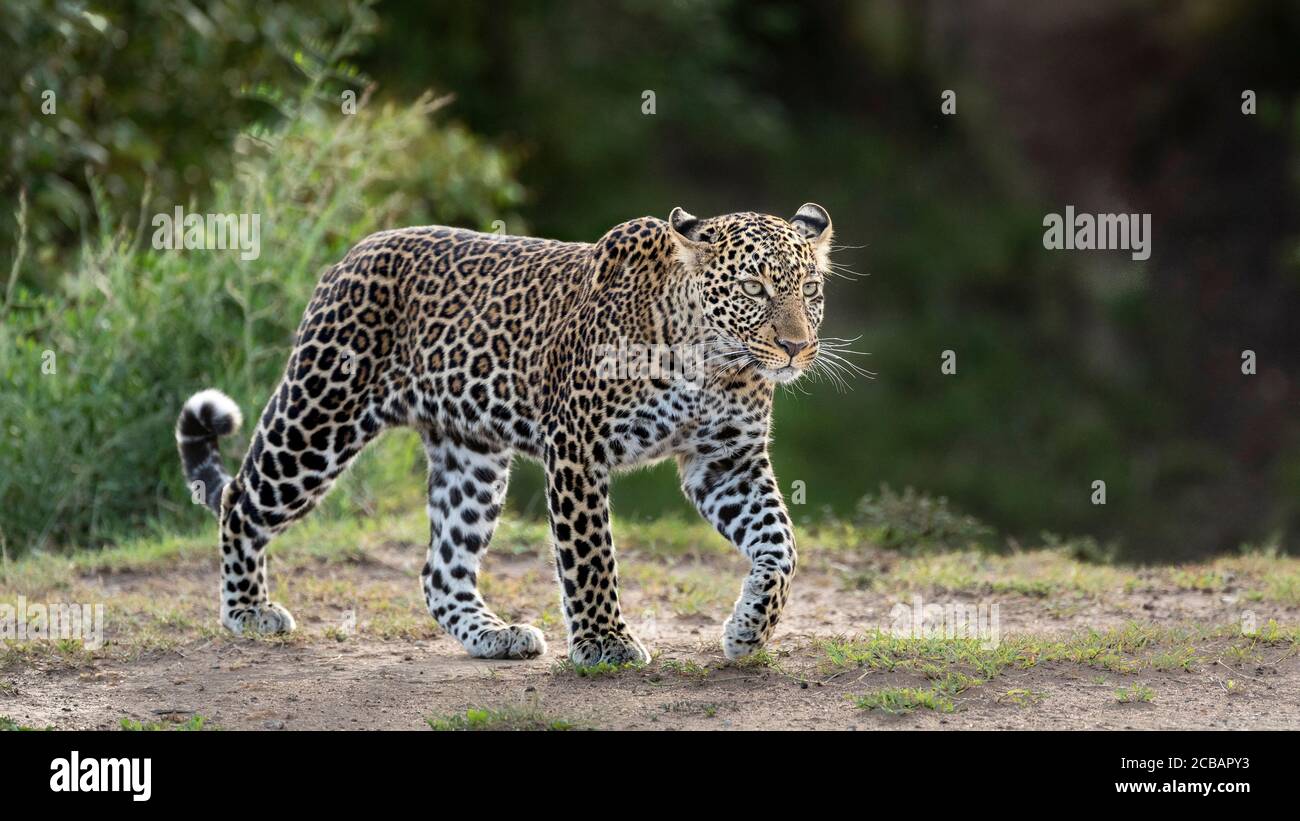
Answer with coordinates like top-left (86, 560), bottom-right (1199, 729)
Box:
top-left (3, 517), bottom-right (1299, 730)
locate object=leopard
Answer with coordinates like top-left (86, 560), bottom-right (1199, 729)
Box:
top-left (176, 203), bottom-right (836, 665)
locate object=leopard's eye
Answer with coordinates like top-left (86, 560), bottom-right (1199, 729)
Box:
top-left (802, 280), bottom-right (821, 298)
top-left (740, 280), bottom-right (765, 298)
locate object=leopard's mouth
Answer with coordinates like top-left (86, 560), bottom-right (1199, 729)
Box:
top-left (757, 364), bottom-right (805, 384)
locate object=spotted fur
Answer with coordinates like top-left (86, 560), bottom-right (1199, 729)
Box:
top-left (176, 204), bottom-right (835, 663)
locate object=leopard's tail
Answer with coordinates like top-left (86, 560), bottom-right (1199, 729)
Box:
top-left (176, 389), bottom-right (244, 516)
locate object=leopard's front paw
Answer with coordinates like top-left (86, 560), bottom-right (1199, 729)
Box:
top-left (721, 613), bottom-right (768, 660)
top-left (223, 602), bottom-right (297, 636)
top-left (722, 565), bottom-right (790, 659)
top-left (469, 624), bottom-right (548, 659)
top-left (568, 628), bottom-right (650, 667)
top-left (723, 582), bottom-right (783, 659)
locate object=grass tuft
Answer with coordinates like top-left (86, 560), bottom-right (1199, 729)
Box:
top-left (426, 706), bottom-right (575, 731)
top-left (550, 658), bottom-right (646, 678)
top-left (855, 686), bottom-right (955, 714)
top-left (1114, 684), bottom-right (1156, 704)
top-left (120, 714), bottom-right (210, 731)
top-left (0, 715), bottom-right (51, 731)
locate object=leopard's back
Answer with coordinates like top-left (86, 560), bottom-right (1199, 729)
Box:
top-left (298, 225), bottom-right (596, 453)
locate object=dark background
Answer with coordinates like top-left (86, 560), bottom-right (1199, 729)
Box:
top-left (3, 0), bottom-right (1299, 560)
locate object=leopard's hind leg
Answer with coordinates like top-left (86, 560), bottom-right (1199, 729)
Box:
top-left (180, 380), bottom-right (386, 636)
top-left (419, 432), bottom-right (546, 659)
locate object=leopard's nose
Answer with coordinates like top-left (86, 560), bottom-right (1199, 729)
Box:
top-left (777, 338), bottom-right (811, 358)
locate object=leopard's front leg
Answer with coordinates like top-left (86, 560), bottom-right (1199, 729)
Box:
top-left (679, 446), bottom-right (797, 659)
top-left (544, 443), bottom-right (649, 667)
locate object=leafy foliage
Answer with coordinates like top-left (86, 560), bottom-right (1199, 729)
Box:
top-left (0, 14), bottom-right (523, 554)
top-left (0, 0), bottom-right (368, 276)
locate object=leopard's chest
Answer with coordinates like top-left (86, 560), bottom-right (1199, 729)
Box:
top-left (601, 380), bottom-right (735, 469)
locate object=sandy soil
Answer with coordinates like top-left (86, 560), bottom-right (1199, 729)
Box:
top-left (3, 535), bottom-right (1298, 730)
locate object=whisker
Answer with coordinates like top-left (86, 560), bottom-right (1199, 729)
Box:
top-left (819, 346), bottom-right (872, 358)
top-left (818, 354), bottom-right (875, 381)
top-left (825, 262), bottom-right (868, 280)
top-left (819, 349), bottom-right (875, 373)
top-left (807, 358), bottom-right (850, 393)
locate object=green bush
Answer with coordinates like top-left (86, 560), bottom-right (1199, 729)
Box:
top-left (0, 0), bottom-right (396, 278)
top-left (855, 484), bottom-right (996, 554)
top-left (0, 83), bottom-right (523, 555)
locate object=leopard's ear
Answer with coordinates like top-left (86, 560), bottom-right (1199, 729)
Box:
top-left (668, 207), bottom-right (710, 269)
top-left (669, 207), bottom-right (705, 241)
top-left (791, 203), bottom-right (833, 266)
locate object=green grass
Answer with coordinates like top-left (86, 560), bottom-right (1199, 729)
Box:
top-left (855, 686), bottom-right (958, 715)
top-left (622, 563), bottom-right (732, 616)
top-left (612, 516), bottom-right (729, 558)
top-left (550, 658), bottom-right (647, 678)
top-left (726, 648), bottom-right (783, 669)
top-left (0, 503), bottom-right (428, 595)
top-left (878, 549), bottom-right (1134, 599)
top-left (1115, 684), bottom-right (1156, 704)
top-left (1251, 618), bottom-right (1300, 645)
top-left (810, 520), bottom-right (1300, 607)
top-left (660, 658), bottom-right (710, 680)
top-left (1150, 647), bottom-right (1197, 672)
top-left (120, 714), bottom-right (210, 731)
top-left (822, 632), bottom-right (1024, 678)
top-left (0, 639), bottom-right (95, 670)
top-left (426, 706), bottom-right (576, 731)
top-left (839, 622), bottom-right (1276, 715)
top-left (826, 620), bottom-right (1299, 708)
top-left (0, 715), bottom-right (51, 731)
top-left (999, 688), bottom-right (1047, 707)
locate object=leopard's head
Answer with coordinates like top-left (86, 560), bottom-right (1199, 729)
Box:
top-left (669, 204), bottom-right (833, 383)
